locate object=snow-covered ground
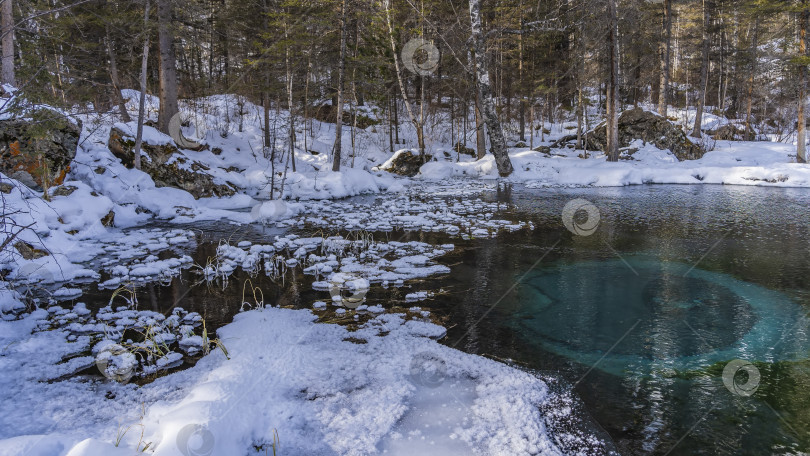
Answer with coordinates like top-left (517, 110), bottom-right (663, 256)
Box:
top-left (2, 91), bottom-right (809, 455)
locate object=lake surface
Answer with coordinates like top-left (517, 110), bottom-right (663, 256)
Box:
top-left (60, 183), bottom-right (810, 455)
top-left (439, 184), bottom-right (810, 455)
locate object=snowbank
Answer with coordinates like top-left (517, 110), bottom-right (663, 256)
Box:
top-left (0, 307), bottom-right (567, 456)
top-left (415, 140), bottom-right (810, 188)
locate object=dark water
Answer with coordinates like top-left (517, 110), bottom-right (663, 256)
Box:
top-left (438, 184), bottom-right (810, 455)
top-left (61, 184), bottom-right (810, 455)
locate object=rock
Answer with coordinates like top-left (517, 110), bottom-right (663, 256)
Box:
top-left (384, 151), bottom-right (432, 177)
top-left (709, 124), bottom-right (758, 141)
top-left (101, 210), bottom-right (115, 227)
top-left (0, 182), bottom-right (13, 193)
top-left (14, 241), bottom-right (48, 260)
top-left (453, 142), bottom-right (475, 157)
top-left (561, 108), bottom-right (704, 161)
top-left (533, 145), bottom-right (551, 154)
top-left (0, 109), bottom-right (80, 190)
top-left (513, 141), bottom-right (528, 148)
top-left (108, 127), bottom-right (235, 199)
top-left (51, 185), bottom-right (78, 197)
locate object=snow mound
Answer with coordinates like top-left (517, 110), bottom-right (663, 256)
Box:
top-left (133, 308), bottom-right (564, 455)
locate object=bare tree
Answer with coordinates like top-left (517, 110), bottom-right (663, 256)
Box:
top-left (333, 0), bottom-right (347, 171)
top-left (156, 0), bottom-right (179, 133)
top-left (105, 26), bottom-right (131, 123)
top-left (383, 0), bottom-right (427, 158)
top-left (133, 0), bottom-right (151, 171)
top-left (469, 0), bottom-right (513, 176)
top-left (691, 0), bottom-right (711, 138)
top-left (796, 0), bottom-right (808, 163)
top-left (606, 0), bottom-right (620, 162)
top-left (658, 0), bottom-right (672, 117)
top-left (1, 0), bottom-right (15, 86)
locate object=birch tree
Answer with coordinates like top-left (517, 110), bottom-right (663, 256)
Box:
top-left (469, 0), bottom-right (513, 176)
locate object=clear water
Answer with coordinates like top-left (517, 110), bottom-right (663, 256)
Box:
top-left (438, 184), bottom-right (810, 455)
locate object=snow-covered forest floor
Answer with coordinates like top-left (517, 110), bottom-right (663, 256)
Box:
top-left (1, 92), bottom-right (809, 455)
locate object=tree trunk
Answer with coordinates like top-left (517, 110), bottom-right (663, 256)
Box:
top-left (383, 0), bottom-right (425, 157)
top-left (796, 0), bottom-right (808, 163)
top-left (133, 0), bottom-right (152, 171)
top-left (157, 0), bottom-right (179, 133)
top-left (1, 0), bottom-right (14, 86)
top-left (285, 20), bottom-right (296, 173)
top-left (691, 0), bottom-right (711, 138)
top-left (332, 0), bottom-right (347, 171)
top-left (469, 0), bottom-right (513, 176)
top-left (106, 27), bottom-right (131, 123)
top-left (658, 0), bottom-right (672, 117)
top-left (475, 86), bottom-right (486, 159)
top-left (606, 0), bottom-right (620, 162)
top-left (744, 18), bottom-right (759, 141)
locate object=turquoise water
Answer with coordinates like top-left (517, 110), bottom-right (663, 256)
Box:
top-left (513, 258), bottom-right (810, 376)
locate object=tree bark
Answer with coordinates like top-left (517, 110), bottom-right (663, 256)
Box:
top-left (157, 0), bottom-right (179, 133)
top-left (1, 0), bottom-right (14, 86)
top-left (606, 0), bottom-right (620, 162)
top-left (332, 0), bottom-right (347, 171)
top-left (796, 0), bottom-right (808, 163)
top-left (469, 0), bottom-right (513, 176)
top-left (474, 86), bottom-right (486, 159)
top-left (658, 0), bottom-right (672, 117)
top-left (743, 17), bottom-right (759, 141)
top-left (691, 0), bottom-right (711, 138)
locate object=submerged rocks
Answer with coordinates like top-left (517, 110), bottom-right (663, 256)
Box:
top-left (0, 109), bottom-right (80, 190)
top-left (559, 108), bottom-right (705, 161)
top-left (108, 126), bottom-right (235, 199)
top-left (384, 150), bottom-right (433, 177)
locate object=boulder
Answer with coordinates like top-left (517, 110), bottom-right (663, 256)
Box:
top-left (453, 142), bottom-right (476, 157)
top-left (709, 124), bottom-right (759, 141)
top-left (108, 127), bottom-right (235, 199)
top-left (384, 151), bottom-right (432, 177)
top-left (0, 109), bottom-right (80, 190)
top-left (563, 108), bottom-right (704, 161)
